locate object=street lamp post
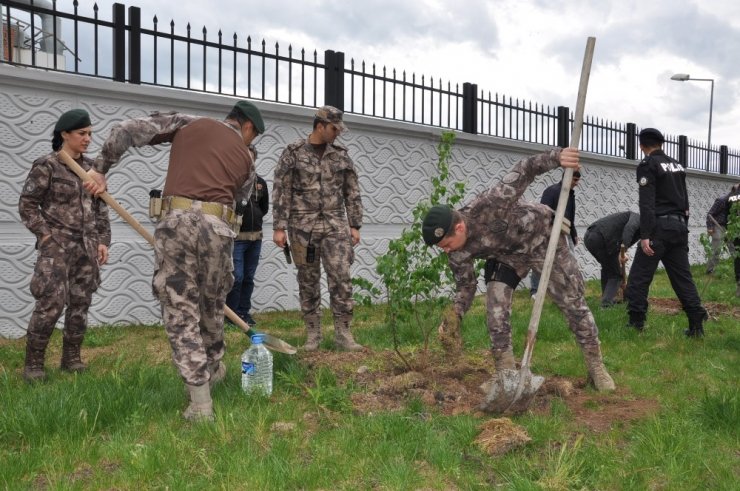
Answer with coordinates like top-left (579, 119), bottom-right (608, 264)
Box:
top-left (670, 73), bottom-right (715, 169)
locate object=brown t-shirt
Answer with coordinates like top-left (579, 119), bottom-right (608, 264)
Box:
top-left (164, 118), bottom-right (253, 205)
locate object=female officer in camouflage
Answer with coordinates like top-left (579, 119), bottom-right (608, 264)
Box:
top-left (19, 109), bottom-right (111, 382)
top-left (422, 148), bottom-right (615, 404)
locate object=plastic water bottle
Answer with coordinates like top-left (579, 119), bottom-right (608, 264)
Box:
top-left (241, 334), bottom-right (273, 395)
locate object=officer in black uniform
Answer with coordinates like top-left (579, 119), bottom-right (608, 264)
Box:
top-left (625, 128), bottom-right (707, 336)
top-left (583, 211), bottom-right (641, 307)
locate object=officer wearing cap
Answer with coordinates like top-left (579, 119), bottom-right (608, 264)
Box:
top-left (625, 127), bottom-right (707, 336)
top-left (272, 105), bottom-right (364, 352)
top-left (19, 109), bottom-right (111, 382)
top-left (85, 100), bottom-right (265, 421)
top-left (422, 147), bottom-right (616, 411)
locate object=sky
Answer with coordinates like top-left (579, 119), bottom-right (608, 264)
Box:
top-left (53, 0), bottom-right (740, 150)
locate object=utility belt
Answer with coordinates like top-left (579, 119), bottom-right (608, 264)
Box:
top-left (236, 231), bottom-right (263, 241)
top-left (149, 191), bottom-right (241, 232)
top-left (549, 214), bottom-right (572, 235)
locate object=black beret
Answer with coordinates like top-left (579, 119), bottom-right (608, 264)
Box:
top-left (232, 101), bottom-right (265, 134)
top-left (639, 127), bottom-right (665, 145)
top-left (54, 109), bottom-right (92, 132)
top-left (422, 205), bottom-right (453, 246)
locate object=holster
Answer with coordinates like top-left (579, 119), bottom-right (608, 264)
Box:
top-left (149, 189), bottom-right (163, 220)
top-left (483, 259), bottom-right (521, 289)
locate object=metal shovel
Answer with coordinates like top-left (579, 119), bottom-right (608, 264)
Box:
top-left (58, 151), bottom-right (297, 355)
top-left (481, 37), bottom-right (595, 414)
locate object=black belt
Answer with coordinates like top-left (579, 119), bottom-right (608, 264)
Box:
top-left (657, 214), bottom-right (686, 223)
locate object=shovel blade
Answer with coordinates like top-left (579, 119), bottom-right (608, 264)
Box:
top-left (262, 333), bottom-right (297, 355)
top-left (479, 368), bottom-right (545, 414)
top-left (246, 329), bottom-right (297, 355)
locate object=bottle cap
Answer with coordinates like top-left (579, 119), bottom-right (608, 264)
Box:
top-left (250, 333), bottom-right (264, 344)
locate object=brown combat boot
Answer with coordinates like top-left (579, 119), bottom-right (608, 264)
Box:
top-left (480, 347), bottom-right (517, 394)
top-left (183, 383), bottom-right (214, 422)
top-left (302, 314), bottom-right (322, 351)
top-left (23, 342), bottom-right (47, 382)
top-left (60, 340), bottom-right (87, 372)
top-left (581, 344), bottom-right (616, 392)
top-left (334, 315), bottom-right (364, 351)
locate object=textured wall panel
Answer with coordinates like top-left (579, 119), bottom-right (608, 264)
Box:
top-left (1, 66), bottom-right (735, 338)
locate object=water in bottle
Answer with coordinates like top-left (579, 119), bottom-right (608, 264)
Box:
top-left (241, 333), bottom-right (273, 395)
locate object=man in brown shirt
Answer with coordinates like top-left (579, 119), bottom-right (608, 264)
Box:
top-left (85, 101), bottom-right (265, 421)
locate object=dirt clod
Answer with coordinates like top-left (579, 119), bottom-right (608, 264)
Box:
top-left (475, 418), bottom-right (531, 455)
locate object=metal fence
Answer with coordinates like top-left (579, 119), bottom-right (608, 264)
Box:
top-left (2, 0), bottom-right (738, 176)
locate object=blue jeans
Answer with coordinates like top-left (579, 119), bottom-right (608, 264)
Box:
top-left (226, 239), bottom-right (262, 320)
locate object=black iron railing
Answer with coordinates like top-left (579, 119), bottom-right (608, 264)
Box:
top-left (1, 1), bottom-right (738, 176)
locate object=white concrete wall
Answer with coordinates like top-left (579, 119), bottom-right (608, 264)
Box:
top-left (1, 65), bottom-right (735, 338)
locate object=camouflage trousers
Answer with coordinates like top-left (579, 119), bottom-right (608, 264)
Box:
top-left (26, 235), bottom-right (100, 349)
top-left (486, 237), bottom-right (601, 352)
top-left (152, 208), bottom-right (235, 386)
top-left (289, 222), bottom-right (354, 318)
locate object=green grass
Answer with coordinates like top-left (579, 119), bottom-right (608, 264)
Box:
top-left (1, 262), bottom-right (738, 490)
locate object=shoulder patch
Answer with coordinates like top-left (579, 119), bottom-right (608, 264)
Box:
top-left (639, 177), bottom-right (649, 186)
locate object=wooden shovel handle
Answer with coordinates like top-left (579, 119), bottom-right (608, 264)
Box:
top-left (521, 37), bottom-right (596, 369)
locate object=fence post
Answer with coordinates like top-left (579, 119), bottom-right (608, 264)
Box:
top-left (112, 3), bottom-right (126, 82)
top-left (625, 123), bottom-right (637, 160)
top-left (557, 106), bottom-right (570, 148)
top-left (719, 145), bottom-right (728, 174)
top-left (462, 82), bottom-right (478, 134)
top-left (678, 135), bottom-right (688, 166)
top-left (128, 6), bottom-right (141, 84)
top-left (324, 50), bottom-right (345, 110)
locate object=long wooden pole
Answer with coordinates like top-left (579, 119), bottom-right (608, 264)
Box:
top-left (521, 37), bottom-right (596, 370)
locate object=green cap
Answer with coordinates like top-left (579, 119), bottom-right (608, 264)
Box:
top-left (422, 205), bottom-right (453, 246)
top-left (54, 109), bottom-right (92, 132)
top-left (232, 101), bottom-right (265, 134)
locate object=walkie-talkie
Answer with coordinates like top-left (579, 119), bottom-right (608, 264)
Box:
top-left (306, 243), bottom-right (316, 263)
top-left (283, 243), bottom-right (292, 264)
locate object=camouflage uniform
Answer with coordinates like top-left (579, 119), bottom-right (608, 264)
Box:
top-left (96, 113), bottom-right (252, 387)
top-left (19, 152), bottom-right (111, 368)
top-left (447, 150), bottom-right (608, 377)
top-left (272, 138), bottom-right (362, 344)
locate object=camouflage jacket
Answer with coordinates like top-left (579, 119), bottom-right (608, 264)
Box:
top-left (448, 149), bottom-right (563, 314)
top-left (272, 139), bottom-right (363, 232)
top-left (19, 152), bottom-right (111, 247)
top-left (94, 112), bottom-right (198, 173)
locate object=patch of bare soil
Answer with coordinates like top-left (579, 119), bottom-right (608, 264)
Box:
top-left (298, 349), bottom-right (660, 437)
top-left (650, 297), bottom-right (740, 319)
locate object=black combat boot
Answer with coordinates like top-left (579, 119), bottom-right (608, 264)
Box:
top-left (627, 311), bottom-right (645, 331)
top-left (684, 311), bottom-right (707, 338)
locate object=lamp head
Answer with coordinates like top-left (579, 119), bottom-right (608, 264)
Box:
top-left (671, 73), bottom-right (690, 81)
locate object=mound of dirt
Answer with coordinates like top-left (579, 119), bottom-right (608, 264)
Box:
top-left (298, 349), bottom-right (659, 432)
top-left (650, 297), bottom-right (740, 318)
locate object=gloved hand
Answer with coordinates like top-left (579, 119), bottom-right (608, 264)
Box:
top-left (438, 306), bottom-right (462, 355)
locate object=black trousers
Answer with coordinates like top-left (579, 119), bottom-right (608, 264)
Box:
top-left (626, 215), bottom-right (704, 321)
top-left (584, 228), bottom-right (621, 292)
